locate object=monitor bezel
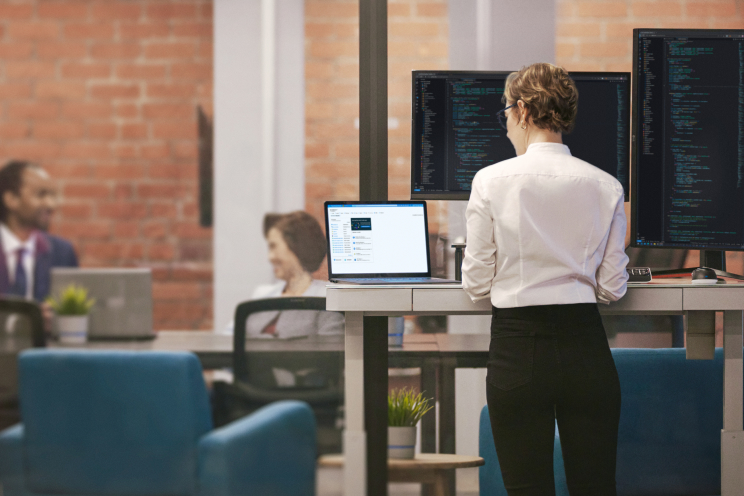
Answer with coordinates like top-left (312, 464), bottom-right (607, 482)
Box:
top-left (630, 28), bottom-right (744, 251)
top-left (324, 200), bottom-right (433, 279)
top-left (409, 70), bottom-right (631, 202)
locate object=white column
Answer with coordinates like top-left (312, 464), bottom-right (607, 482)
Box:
top-left (343, 312), bottom-right (366, 495)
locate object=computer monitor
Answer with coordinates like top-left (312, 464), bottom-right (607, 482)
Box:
top-left (410, 70), bottom-right (630, 201)
top-left (630, 29), bottom-right (744, 273)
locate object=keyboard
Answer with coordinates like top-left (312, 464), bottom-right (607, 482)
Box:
top-left (626, 267), bottom-right (652, 283)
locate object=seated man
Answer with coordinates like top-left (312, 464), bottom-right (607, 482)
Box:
top-left (0, 160), bottom-right (78, 301)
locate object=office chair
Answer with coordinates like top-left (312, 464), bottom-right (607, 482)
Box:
top-left (213, 296), bottom-right (344, 454)
top-left (0, 297), bottom-right (45, 431)
top-left (0, 350), bottom-right (316, 496)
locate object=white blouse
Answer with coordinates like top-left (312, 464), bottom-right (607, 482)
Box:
top-left (462, 142), bottom-right (629, 308)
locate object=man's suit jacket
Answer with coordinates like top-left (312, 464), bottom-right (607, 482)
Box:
top-left (0, 232), bottom-right (79, 302)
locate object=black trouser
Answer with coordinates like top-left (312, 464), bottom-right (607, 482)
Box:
top-left (486, 303), bottom-right (621, 496)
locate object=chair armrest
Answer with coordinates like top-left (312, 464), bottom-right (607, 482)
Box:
top-left (197, 400), bottom-right (316, 496)
top-left (0, 425), bottom-right (29, 495)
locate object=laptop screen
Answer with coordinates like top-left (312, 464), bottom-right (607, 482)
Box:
top-left (325, 201), bottom-right (431, 277)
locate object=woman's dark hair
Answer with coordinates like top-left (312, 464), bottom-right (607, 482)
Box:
top-left (263, 211), bottom-right (327, 273)
top-left (0, 160), bottom-right (38, 222)
top-left (503, 63), bottom-right (579, 134)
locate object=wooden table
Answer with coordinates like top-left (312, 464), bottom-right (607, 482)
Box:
top-left (318, 453), bottom-right (484, 496)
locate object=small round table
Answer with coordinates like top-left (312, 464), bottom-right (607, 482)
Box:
top-left (318, 453), bottom-right (485, 496)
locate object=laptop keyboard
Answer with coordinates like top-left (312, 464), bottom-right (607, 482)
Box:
top-left (349, 277), bottom-right (434, 282)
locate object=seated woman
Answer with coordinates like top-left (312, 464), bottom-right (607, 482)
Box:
top-left (233, 210), bottom-right (344, 338)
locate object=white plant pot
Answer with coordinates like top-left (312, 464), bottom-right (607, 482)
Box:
top-left (55, 315), bottom-right (89, 344)
top-left (388, 426), bottom-right (416, 459)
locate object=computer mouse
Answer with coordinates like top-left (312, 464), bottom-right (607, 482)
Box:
top-left (691, 267), bottom-right (718, 284)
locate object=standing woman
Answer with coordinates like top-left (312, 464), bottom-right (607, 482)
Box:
top-left (463, 63), bottom-right (629, 496)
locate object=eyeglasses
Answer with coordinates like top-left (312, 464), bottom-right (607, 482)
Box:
top-left (496, 103), bottom-right (516, 130)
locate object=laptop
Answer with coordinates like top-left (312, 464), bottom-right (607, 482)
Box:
top-left (50, 268), bottom-right (154, 340)
top-left (324, 200), bottom-right (460, 285)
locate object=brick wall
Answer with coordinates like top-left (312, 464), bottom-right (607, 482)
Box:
top-left (0, 0), bottom-right (213, 330)
top-left (304, 0), bottom-right (449, 235)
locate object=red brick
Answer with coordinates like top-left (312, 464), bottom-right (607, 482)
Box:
top-left (112, 145), bottom-right (139, 159)
top-left (305, 3), bottom-right (357, 18)
top-left (90, 84), bottom-right (140, 99)
top-left (173, 142), bottom-right (198, 159)
top-left (631, 1), bottom-right (682, 17)
top-left (556, 42), bottom-right (576, 59)
top-left (687, 1), bottom-right (737, 16)
top-left (34, 122), bottom-right (85, 139)
top-left (147, 243), bottom-right (176, 260)
top-left (38, 1), bottom-right (88, 18)
top-left (171, 266), bottom-right (212, 281)
top-left (59, 143), bottom-right (111, 160)
top-left (91, 43), bottom-right (141, 59)
top-left (172, 22), bottom-right (213, 37)
top-left (55, 221), bottom-right (111, 240)
top-left (58, 203), bottom-right (92, 218)
top-left (5, 61), bottom-right (56, 79)
top-left (144, 42), bottom-right (197, 59)
top-left (143, 103), bottom-right (195, 120)
top-left (0, 4), bottom-right (34, 18)
top-left (388, 4), bottom-right (411, 16)
top-left (142, 144), bottom-right (171, 159)
top-left (8, 102), bottom-right (60, 119)
top-left (36, 82), bottom-right (86, 99)
top-left (9, 22), bottom-right (59, 40)
top-left (37, 42), bottom-right (87, 59)
top-left (138, 184), bottom-right (183, 199)
top-left (196, 42), bottom-right (212, 58)
top-left (416, 3), bottom-right (447, 17)
top-left (306, 143), bottom-right (330, 158)
top-left (115, 104), bottom-right (139, 118)
top-left (61, 63), bottom-right (111, 79)
top-left (153, 122), bottom-right (197, 139)
top-left (174, 222), bottom-right (211, 239)
top-left (149, 163), bottom-right (197, 180)
top-left (0, 123), bottom-right (29, 139)
top-left (88, 123), bottom-right (117, 139)
top-left (98, 202), bottom-right (148, 219)
top-left (154, 302), bottom-right (208, 321)
top-left (90, 2), bottom-right (142, 20)
top-left (200, 3), bottom-right (213, 19)
top-left (150, 202), bottom-right (177, 218)
top-left (576, 2), bottom-right (628, 17)
top-left (389, 21), bottom-right (440, 38)
top-left (0, 43), bottom-right (34, 59)
top-left (63, 23), bottom-right (115, 40)
top-left (45, 163), bottom-right (91, 179)
top-left (116, 63), bottom-right (167, 79)
top-left (309, 41), bottom-right (358, 58)
top-left (142, 221), bottom-right (169, 239)
top-left (0, 83), bottom-right (33, 99)
top-left (147, 4), bottom-right (198, 19)
top-left (62, 102), bottom-right (112, 119)
top-left (147, 83), bottom-right (198, 99)
top-left (64, 183), bottom-right (112, 199)
top-left (113, 184), bottom-right (134, 199)
top-left (120, 22), bottom-right (170, 39)
top-left (580, 41), bottom-right (629, 58)
top-left (85, 242), bottom-right (144, 260)
top-left (2, 143), bottom-right (61, 160)
top-left (121, 123), bottom-right (148, 139)
top-left (557, 22), bottom-right (602, 38)
top-left (94, 164), bottom-right (146, 180)
top-left (114, 222), bottom-right (140, 239)
top-left (179, 241), bottom-right (211, 261)
top-left (171, 63), bottom-right (212, 80)
top-left (153, 282), bottom-right (202, 299)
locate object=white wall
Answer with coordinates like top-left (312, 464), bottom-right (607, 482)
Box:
top-left (448, 0), bottom-right (555, 490)
top-left (213, 0), bottom-right (305, 331)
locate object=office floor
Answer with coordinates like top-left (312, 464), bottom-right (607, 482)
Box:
top-left (316, 467), bottom-right (479, 495)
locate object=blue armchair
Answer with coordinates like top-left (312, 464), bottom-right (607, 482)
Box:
top-left (0, 350), bottom-right (316, 496)
top-left (480, 348), bottom-right (729, 496)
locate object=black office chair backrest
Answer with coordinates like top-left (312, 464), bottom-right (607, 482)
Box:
top-left (0, 297), bottom-right (45, 429)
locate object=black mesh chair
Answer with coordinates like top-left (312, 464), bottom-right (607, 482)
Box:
top-left (0, 297), bottom-right (45, 430)
top-left (213, 297), bottom-right (344, 454)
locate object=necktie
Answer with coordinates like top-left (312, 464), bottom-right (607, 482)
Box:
top-left (9, 247), bottom-right (27, 297)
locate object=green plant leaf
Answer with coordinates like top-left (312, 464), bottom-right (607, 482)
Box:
top-left (387, 387), bottom-right (434, 427)
top-left (46, 284), bottom-right (95, 316)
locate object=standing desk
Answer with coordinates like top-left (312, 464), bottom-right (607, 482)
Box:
top-left (327, 282), bottom-right (744, 496)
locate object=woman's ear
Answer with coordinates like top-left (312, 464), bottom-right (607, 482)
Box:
top-left (517, 100), bottom-right (529, 125)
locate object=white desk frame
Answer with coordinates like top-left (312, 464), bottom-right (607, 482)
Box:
top-left (327, 283), bottom-right (744, 496)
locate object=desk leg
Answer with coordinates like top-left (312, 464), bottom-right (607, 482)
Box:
top-left (421, 360), bottom-right (438, 496)
top-left (344, 312), bottom-right (366, 495)
top-left (365, 316), bottom-right (389, 495)
top-left (722, 310), bottom-right (744, 496)
top-left (686, 311), bottom-right (716, 360)
top-left (438, 358), bottom-right (457, 495)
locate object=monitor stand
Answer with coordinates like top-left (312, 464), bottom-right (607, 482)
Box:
top-left (652, 250), bottom-right (744, 281)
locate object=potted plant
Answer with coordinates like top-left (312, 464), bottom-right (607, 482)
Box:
top-left (46, 284), bottom-right (95, 344)
top-left (388, 387), bottom-right (433, 459)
